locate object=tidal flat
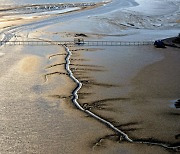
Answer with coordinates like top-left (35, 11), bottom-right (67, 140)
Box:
top-left (0, 0), bottom-right (179, 153)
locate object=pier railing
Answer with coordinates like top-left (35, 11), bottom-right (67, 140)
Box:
top-left (0, 41), bottom-right (153, 46)
top-left (83, 41), bottom-right (153, 46)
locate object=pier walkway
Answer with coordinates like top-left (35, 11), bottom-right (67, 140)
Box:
top-left (0, 40), bottom-right (153, 46)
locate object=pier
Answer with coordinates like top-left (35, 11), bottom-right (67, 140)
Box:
top-left (0, 40), bottom-right (153, 46)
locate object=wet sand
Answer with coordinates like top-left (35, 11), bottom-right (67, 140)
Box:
top-left (0, 32), bottom-right (179, 153)
top-left (0, 45), bottom-right (116, 154)
top-left (0, 0), bottom-right (180, 153)
top-left (68, 44), bottom-right (180, 153)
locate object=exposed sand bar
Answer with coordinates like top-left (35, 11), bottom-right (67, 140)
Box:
top-left (0, 1), bottom-right (110, 39)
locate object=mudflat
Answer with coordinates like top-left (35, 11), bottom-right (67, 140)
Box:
top-left (0, 0), bottom-right (179, 153)
top-left (68, 44), bottom-right (180, 153)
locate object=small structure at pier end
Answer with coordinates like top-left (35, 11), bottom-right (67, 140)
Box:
top-left (154, 40), bottom-right (166, 48)
top-left (74, 38), bottom-right (84, 45)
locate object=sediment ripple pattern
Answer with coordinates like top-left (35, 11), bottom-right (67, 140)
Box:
top-left (63, 45), bottom-right (180, 152)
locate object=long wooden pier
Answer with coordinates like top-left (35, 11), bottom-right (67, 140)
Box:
top-left (0, 40), bottom-right (153, 46)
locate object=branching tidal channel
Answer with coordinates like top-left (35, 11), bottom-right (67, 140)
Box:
top-left (63, 45), bottom-right (180, 152)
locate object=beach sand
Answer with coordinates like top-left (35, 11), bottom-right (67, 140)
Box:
top-left (0, 45), bottom-right (116, 154)
top-left (0, 26), bottom-right (179, 154)
top-left (0, 0), bottom-right (179, 153)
